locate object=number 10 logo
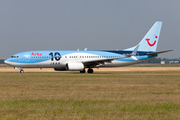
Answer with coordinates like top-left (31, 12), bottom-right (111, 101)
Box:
top-left (49, 52), bottom-right (61, 61)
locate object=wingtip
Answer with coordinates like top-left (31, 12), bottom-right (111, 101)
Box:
top-left (156, 21), bottom-right (162, 23)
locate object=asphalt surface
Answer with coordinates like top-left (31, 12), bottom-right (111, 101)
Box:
top-left (0, 72), bottom-right (180, 75)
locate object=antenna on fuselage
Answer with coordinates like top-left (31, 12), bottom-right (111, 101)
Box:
top-left (84, 48), bottom-right (88, 51)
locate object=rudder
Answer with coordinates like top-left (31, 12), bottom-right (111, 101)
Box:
top-left (124, 21), bottom-right (162, 52)
top-left (137, 21), bottom-right (162, 52)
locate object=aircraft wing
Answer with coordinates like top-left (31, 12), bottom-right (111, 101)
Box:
top-left (82, 45), bottom-right (140, 67)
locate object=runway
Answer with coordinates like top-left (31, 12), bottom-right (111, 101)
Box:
top-left (0, 67), bottom-right (180, 75)
top-left (0, 72), bottom-right (180, 75)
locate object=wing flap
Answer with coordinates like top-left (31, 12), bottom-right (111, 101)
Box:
top-left (82, 56), bottom-right (128, 67)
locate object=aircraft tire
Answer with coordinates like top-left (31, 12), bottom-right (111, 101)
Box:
top-left (20, 70), bottom-right (24, 74)
top-left (88, 68), bottom-right (93, 73)
top-left (80, 69), bottom-right (86, 73)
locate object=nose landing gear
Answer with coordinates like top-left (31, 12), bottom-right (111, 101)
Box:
top-left (20, 70), bottom-right (24, 74)
top-left (14, 67), bottom-right (24, 74)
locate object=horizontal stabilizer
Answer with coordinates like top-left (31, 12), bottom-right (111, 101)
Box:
top-left (146, 49), bottom-right (174, 55)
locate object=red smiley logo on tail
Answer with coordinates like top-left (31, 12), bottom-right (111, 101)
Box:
top-left (146, 36), bottom-right (157, 47)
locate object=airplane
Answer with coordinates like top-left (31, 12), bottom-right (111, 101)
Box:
top-left (4, 21), bottom-right (173, 73)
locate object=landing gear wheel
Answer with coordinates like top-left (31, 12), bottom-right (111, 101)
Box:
top-left (87, 68), bottom-right (93, 73)
top-left (20, 70), bottom-right (24, 74)
top-left (80, 69), bottom-right (86, 73)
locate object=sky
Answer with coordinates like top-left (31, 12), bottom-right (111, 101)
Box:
top-left (0, 0), bottom-right (179, 58)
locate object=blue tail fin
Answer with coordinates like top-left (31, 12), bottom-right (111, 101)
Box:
top-left (125, 21), bottom-right (162, 52)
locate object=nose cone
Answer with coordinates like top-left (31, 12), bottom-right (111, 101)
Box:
top-left (4, 58), bottom-right (11, 65)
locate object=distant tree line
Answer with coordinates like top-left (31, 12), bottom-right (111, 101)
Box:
top-left (142, 58), bottom-right (180, 64)
top-left (0, 59), bottom-right (4, 64)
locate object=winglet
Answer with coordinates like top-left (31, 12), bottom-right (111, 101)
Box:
top-left (130, 45), bottom-right (140, 56)
top-left (129, 45), bottom-right (140, 61)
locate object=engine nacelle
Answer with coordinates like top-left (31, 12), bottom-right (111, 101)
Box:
top-left (66, 62), bottom-right (84, 71)
top-left (54, 68), bottom-right (66, 71)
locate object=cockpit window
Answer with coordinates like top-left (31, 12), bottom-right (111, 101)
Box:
top-left (11, 56), bottom-right (19, 58)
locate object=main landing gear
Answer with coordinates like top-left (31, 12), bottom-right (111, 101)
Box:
top-left (80, 69), bottom-right (86, 73)
top-left (87, 68), bottom-right (93, 73)
top-left (80, 68), bottom-right (93, 74)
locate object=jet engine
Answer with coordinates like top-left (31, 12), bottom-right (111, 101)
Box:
top-left (66, 62), bottom-right (84, 71)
